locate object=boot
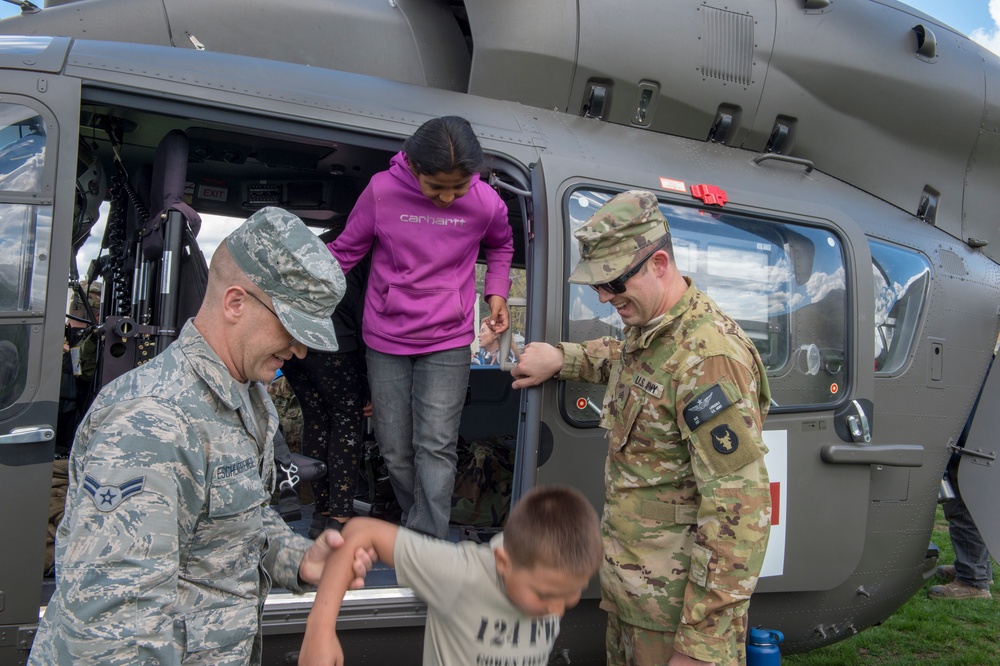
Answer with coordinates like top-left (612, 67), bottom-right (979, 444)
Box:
top-left (928, 579), bottom-right (992, 600)
top-left (936, 564), bottom-right (957, 581)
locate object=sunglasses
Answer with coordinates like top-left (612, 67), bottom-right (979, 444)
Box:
top-left (244, 288), bottom-right (281, 322)
top-left (589, 237), bottom-right (670, 295)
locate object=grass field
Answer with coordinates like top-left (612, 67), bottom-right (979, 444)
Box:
top-left (782, 506), bottom-right (999, 666)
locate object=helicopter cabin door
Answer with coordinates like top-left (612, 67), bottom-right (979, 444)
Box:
top-left (0, 37), bottom-right (81, 662)
top-left (527, 153), bottom-right (878, 596)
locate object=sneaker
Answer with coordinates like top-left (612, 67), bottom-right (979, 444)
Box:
top-left (928, 580), bottom-right (992, 600)
top-left (936, 565), bottom-right (957, 581)
top-left (277, 487), bottom-right (302, 523)
top-left (307, 512), bottom-right (329, 539)
top-left (325, 517), bottom-right (346, 532)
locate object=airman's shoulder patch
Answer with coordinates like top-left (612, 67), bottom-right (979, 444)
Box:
top-left (84, 474), bottom-right (146, 512)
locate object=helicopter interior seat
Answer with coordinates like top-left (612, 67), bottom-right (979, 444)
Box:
top-left (143, 129), bottom-right (208, 326)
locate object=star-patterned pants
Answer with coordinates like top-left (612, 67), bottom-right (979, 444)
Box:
top-left (283, 350), bottom-right (365, 517)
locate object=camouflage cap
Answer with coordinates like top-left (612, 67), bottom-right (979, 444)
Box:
top-left (568, 190), bottom-right (671, 284)
top-left (226, 207), bottom-right (345, 351)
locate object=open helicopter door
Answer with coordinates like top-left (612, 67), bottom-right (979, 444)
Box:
top-left (0, 37), bottom-right (81, 661)
top-left (955, 351), bottom-right (1000, 558)
top-left (527, 152), bottom-right (882, 598)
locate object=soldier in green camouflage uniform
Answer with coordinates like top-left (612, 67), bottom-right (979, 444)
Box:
top-left (30, 208), bottom-right (373, 666)
top-left (267, 373), bottom-right (304, 451)
top-left (511, 190), bottom-right (771, 666)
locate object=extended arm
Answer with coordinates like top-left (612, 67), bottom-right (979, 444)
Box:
top-left (299, 518), bottom-right (399, 666)
top-left (511, 338), bottom-right (618, 389)
top-left (481, 194), bottom-right (513, 327)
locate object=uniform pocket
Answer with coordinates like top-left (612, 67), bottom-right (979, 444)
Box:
top-left (183, 600), bottom-right (257, 656)
top-left (608, 383), bottom-right (643, 453)
top-left (208, 473), bottom-right (267, 519)
top-left (690, 542), bottom-right (711, 588)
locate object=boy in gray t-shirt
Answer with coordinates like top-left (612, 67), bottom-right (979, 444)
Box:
top-left (300, 485), bottom-right (603, 666)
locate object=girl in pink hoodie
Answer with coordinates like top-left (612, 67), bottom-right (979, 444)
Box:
top-left (328, 116), bottom-right (513, 537)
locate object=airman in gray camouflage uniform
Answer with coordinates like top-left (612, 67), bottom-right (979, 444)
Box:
top-left (30, 207), bottom-right (370, 665)
top-left (511, 190), bottom-right (771, 666)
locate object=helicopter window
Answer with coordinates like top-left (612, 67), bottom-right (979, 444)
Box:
top-left (562, 188), bottom-right (848, 424)
top-left (0, 103), bottom-right (51, 410)
top-left (471, 266), bottom-right (526, 368)
top-left (0, 104), bottom-right (45, 192)
top-left (870, 240), bottom-right (930, 374)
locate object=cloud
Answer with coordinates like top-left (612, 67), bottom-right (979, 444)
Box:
top-left (75, 204), bottom-right (242, 276)
top-left (969, 0), bottom-right (1000, 56)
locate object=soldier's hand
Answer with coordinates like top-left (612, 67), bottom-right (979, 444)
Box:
top-left (299, 528), bottom-right (377, 589)
top-left (511, 342), bottom-right (564, 389)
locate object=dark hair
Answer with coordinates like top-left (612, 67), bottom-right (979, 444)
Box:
top-left (503, 485), bottom-right (603, 578)
top-left (403, 116), bottom-right (485, 176)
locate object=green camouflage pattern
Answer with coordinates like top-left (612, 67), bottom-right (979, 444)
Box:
top-left (45, 457), bottom-right (70, 574)
top-left (267, 375), bottom-right (303, 451)
top-left (451, 435), bottom-right (515, 527)
top-left (30, 321), bottom-right (313, 666)
top-left (226, 206), bottom-right (345, 351)
top-left (569, 190), bottom-right (672, 284)
top-left (558, 278), bottom-right (771, 665)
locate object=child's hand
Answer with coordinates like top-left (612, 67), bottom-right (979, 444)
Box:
top-left (298, 629), bottom-right (344, 666)
top-left (300, 529), bottom-right (376, 587)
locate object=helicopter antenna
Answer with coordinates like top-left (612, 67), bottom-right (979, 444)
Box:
top-left (0, 0), bottom-right (41, 15)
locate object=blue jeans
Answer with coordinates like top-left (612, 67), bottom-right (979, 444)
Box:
top-left (366, 347), bottom-right (470, 537)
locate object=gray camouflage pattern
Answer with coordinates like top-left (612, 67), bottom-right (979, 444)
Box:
top-left (558, 279), bottom-right (771, 665)
top-left (226, 207), bottom-right (345, 351)
top-left (29, 321), bottom-right (313, 666)
top-left (569, 190), bottom-right (672, 284)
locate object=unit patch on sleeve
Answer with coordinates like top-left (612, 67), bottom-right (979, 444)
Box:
top-left (711, 424), bottom-right (739, 454)
top-left (683, 384), bottom-right (732, 430)
top-left (84, 474), bottom-right (146, 512)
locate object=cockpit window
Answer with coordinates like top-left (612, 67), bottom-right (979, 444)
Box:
top-left (870, 240), bottom-right (930, 374)
top-left (561, 188), bottom-right (848, 423)
top-left (0, 102), bottom-right (51, 411)
top-left (0, 103), bottom-right (49, 313)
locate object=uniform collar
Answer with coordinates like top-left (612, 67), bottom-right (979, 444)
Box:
top-left (623, 276), bottom-right (697, 352)
top-left (176, 321), bottom-right (278, 474)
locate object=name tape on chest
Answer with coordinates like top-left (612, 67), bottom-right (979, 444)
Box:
top-left (682, 384), bottom-right (732, 431)
top-left (633, 374), bottom-right (664, 398)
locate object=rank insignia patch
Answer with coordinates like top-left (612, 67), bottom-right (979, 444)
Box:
top-left (711, 424), bottom-right (739, 455)
top-left (84, 474), bottom-right (146, 512)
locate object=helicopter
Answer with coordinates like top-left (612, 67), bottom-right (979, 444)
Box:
top-left (0, 0), bottom-right (997, 663)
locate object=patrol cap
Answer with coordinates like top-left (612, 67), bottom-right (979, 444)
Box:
top-left (68, 291), bottom-right (87, 318)
top-left (225, 207), bottom-right (345, 351)
top-left (568, 190), bottom-right (671, 284)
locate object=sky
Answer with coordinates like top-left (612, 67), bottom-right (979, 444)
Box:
top-left (0, 0), bottom-right (997, 268)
